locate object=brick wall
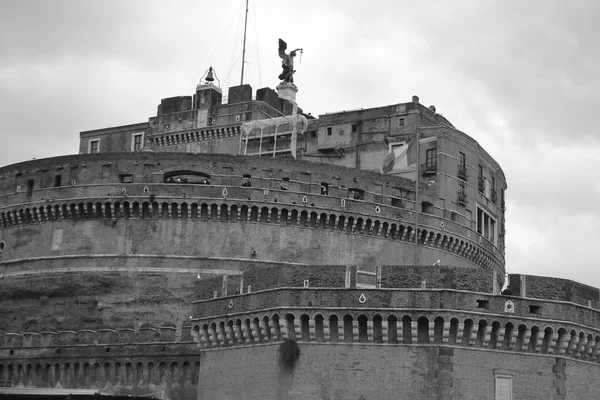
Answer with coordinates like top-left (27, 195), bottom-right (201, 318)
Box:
top-left (510, 274), bottom-right (600, 308)
top-left (197, 344), bottom-right (600, 399)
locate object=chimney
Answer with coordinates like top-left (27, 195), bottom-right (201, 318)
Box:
top-left (412, 95), bottom-right (419, 103)
top-left (429, 105), bottom-right (436, 113)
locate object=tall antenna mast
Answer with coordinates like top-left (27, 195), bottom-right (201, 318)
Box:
top-left (240, 0), bottom-right (249, 85)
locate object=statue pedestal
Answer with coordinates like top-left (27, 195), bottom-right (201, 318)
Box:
top-left (276, 82), bottom-right (298, 114)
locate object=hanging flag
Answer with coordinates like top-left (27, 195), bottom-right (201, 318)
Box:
top-left (383, 138), bottom-right (416, 174)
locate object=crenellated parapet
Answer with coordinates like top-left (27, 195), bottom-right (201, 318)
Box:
top-left (190, 288), bottom-right (600, 363)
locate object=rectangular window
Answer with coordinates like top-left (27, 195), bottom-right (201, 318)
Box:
top-left (495, 374), bottom-right (513, 400)
top-left (479, 164), bottom-right (483, 177)
top-left (310, 131), bottom-right (317, 138)
top-left (26, 180), bottom-right (34, 197)
top-left (132, 133), bottom-right (144, 151)
top-left (356, 270), bottom-right (377, 289)
top-left (327, 127), bottom-right (332, 136)
top-left (351, 124), bottom-right (357, 133)
top-left (425, 148), bottom-right (436, 167)
top-left (89, 139), bottom-right (100, 154)
top-left (477, 204), bottom-right (497, 244)
top-left (54, 175), bottom-right (62, 187)
top-left (398, 118), bottom-right (405, 127)
top-left (459, 152), bottom-right (466, 168)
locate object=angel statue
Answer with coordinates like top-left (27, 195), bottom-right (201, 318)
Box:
top-left (278, 38), bottom-right (302, 83)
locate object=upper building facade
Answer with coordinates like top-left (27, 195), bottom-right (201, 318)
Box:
top-left (79, 81), bottom-right (507, 278)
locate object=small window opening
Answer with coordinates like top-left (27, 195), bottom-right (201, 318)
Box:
top-left (120, 174), bottom-right (133, 183)
top-left (476, 299), bottom-right (490, 309)
top-left (327, 127), bottom-right (332, 136)
top-left (280, 177), bottom-right (290, 191)
top-left (348, 188), bottom-right (364, 200)
top-left (54, 175), bottom-right (62, 187)
top-left (351, 124), bottom-right (357, 133)
top-left (398, 118), bottom-right (405, 127)
top-left (26, 180), bottom-right (34, 197)
top-left (421, 201), bottom-right (434, 214)
top-left (391, 197), bottom-right (402, 207)
top-left (242, 174), bottom-right (252, 187)
top-left (529, 305), bottom-right (542, 314)
top-left (320, 182), bottom-right (329, 195)
top-left (310, 131), bottom-right (317, 138)
top-left (0, 241), bottom-right (5, 252)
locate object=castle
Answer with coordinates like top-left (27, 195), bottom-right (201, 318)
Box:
top-left (0, 71), bottom-right (599, 400)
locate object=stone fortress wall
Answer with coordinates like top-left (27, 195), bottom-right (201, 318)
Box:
top-left (0, 152), bottom-right (504, 274)
top-left (191, 265), bottom-right (600, 399)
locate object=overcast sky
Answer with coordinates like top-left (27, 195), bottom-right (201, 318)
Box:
top-left (1, 0), bottom-right (599, 287)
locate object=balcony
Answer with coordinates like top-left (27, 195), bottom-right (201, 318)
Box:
top-left (457, 165), bottom-right (468, 181)
top-left (457, 191), bottom-right (468, 206)
top-left (478, 177), bottom-right (484, 194)
top-left (491, 189), bottom-right (497, 203)
top-left (421, 162), bottom-right (437, 176)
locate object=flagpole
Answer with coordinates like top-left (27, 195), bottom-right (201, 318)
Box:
top-left (414, 125), bottom-right (420, 265)
top-left (240, 0), bottom-right (249, 85)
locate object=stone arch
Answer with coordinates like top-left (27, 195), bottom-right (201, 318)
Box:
top-left (314, 314), bottom-right (325, 341)
top-left (541, 327), bottom-right (554, 354)
top-left (343, 315), bottom-right (354, 343)
top-left (270, 207), bottom-right (278, 223)
top-left (462, 319), bottom-right (474, 346)
top-left (329, 315), bottom-right (340, 342)
top-left (210, 204), bottom-right (219, 220)
top-left (260, 207), bottom-right (269, 223)
top-left (250, 206), bottom-right (259, 222)
top-left (309, 212), bottom-right (318, 228)
top-left (364, 218), bottom-right (373, 234)
top-left (516, 324), bottom-right (528, 351)
top-left (328, 214), bottom-right (336, 230)
top-left (318, 213), bottom-right (327, 229)
top-left (356, 217), bottom-right (364, 233)
top-left (345, 216), bottom-right (354, 233)
top-left (200, 203), bottom-right (210, 219)
top-left (230, 204), bottom-right (239, 221)
top-left (503, 322), bottom-right (515, 350)
top-left (368, 314), bottom-right (382, 343)
top-left (220, 204), bottom-right (229, 221)
top-left (528, 325), bottom-right (541, 352)
top-left (357, 315), bottom-right (368, 343)
top-left (290, 209), bottom-right (299, 225)
top-left (490, 321), bottom-right (501, 349)
top-left (300, 314), bottom-right (310, 341)
top-left (282, 313), bottom-right (295, 340)
top-left (122, 201), bottom-right (131, 218)
top-left (475, 320), bottom-right (488, 347)
top-left (389, 223), bottom-right (398, 239)
top-left (240, 205), bottom-right (249, 221)
top-left (299, 210), bottom-right (308, 227)
top-left (401, 315), bottom-right (412, 344)
top-left (449, 318), bottom-right (459, 344)
top-left (387, 315), bottom-right (398, 344)
top-left (280, 208), bottom-right (289, 224)
top-left (417, 316), bottom-right (429, 344)
top-left (434, 316), bottom-right (444, 344)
